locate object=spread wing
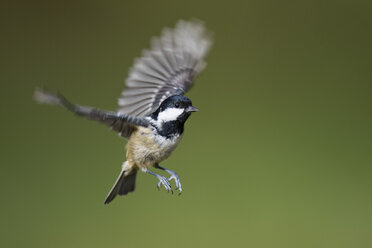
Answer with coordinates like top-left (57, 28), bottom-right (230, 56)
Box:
top-left (34, 88), bottom-right (149, 139)
top-left (118, 19), bottom-right (213, 117)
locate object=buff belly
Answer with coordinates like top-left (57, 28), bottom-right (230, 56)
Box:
top-left (126, 126), bottom-right (183, 169)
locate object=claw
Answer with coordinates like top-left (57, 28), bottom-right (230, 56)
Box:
top-left (144, 169), bottom-right (173, 193)
top-left (167, 174), bottom-right (182, 194)
top-left (153, 164), bottom-right (183, 195)
top-left (156, 175), bottom-right (173, 193)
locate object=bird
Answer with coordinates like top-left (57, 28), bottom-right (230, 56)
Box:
top-left (34, 20), bottom-right (213, 204)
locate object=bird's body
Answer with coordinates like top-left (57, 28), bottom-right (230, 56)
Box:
top-left (126, 126), bottom-right (183, 169)
top-left (34, 20), bottom-right (212, 204)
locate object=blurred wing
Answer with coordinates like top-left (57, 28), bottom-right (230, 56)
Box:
top-left (34, 88), bottom-right (149, 139)
top-left (118, 19), bottom-right (213, 116)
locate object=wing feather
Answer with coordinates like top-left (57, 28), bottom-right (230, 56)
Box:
top-left (118, 19), bottom-right (212, 116)
top-left (34, 88), bottom-right (148, 139)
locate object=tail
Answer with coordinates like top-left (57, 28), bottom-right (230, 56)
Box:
top-left (104, 167), bottom-right (137, 204)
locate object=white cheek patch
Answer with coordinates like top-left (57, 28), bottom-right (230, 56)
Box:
top-left (158, 108), bottom-right (184, 122)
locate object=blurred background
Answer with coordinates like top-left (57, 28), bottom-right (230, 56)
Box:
top-left (1, 0), bottom-right (372, 247)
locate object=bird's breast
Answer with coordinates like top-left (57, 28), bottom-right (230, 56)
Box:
top-left (126, 126), bottom-right (183, 168)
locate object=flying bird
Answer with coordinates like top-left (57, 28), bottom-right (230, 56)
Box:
top-left (34, 20), bottom-right (212, 204)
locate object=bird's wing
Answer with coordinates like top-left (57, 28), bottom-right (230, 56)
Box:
top-left (34, 88), bottom-right (149, 138)
top-left (118, 19), bottom-right (213, 117)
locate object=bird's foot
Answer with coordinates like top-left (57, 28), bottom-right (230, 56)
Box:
top-left (143, 168), bottom-right (173, 194)
top-left (156, 175), bottom-right (173, 194)
top-left (157, 171), bottom-right (182, 195)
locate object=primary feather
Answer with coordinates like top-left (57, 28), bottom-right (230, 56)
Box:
top-left (118, 19), bottom-right (213, 117)
top-left (34, 88), bottom-right (149, 139)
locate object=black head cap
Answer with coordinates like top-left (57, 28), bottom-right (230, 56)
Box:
top-left (150, 95), bottom-right (198, 121)
top-left (160, 95), bottom-right (193, 110)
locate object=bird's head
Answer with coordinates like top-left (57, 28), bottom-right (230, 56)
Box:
top-left (151, 95), bottom-right (198, 124)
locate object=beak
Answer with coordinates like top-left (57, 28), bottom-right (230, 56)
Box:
top-left (186, 106), bottom-right (199, 113)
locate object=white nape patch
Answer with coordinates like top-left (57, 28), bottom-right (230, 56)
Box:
top-left (157, 108), bottom-right (184, 123)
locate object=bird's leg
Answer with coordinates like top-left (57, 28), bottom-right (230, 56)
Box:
top-left (142, 168), bottom-right (173, 193)
top-left (154, 163), bottom-right (182, 195)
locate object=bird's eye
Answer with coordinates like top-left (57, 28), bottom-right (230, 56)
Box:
top-left (175, 103), bottom-right (180, 108)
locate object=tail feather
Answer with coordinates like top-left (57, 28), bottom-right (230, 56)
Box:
top-left (118, 170), bottom-right (137, 195)
top-left (104, 169), bottom-right (137, 204)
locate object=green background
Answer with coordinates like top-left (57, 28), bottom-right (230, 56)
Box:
top-left (2, 0), bottom-right (372, 247)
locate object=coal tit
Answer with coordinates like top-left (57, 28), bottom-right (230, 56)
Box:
top-left (34, 20), bottom-right (212, 204)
